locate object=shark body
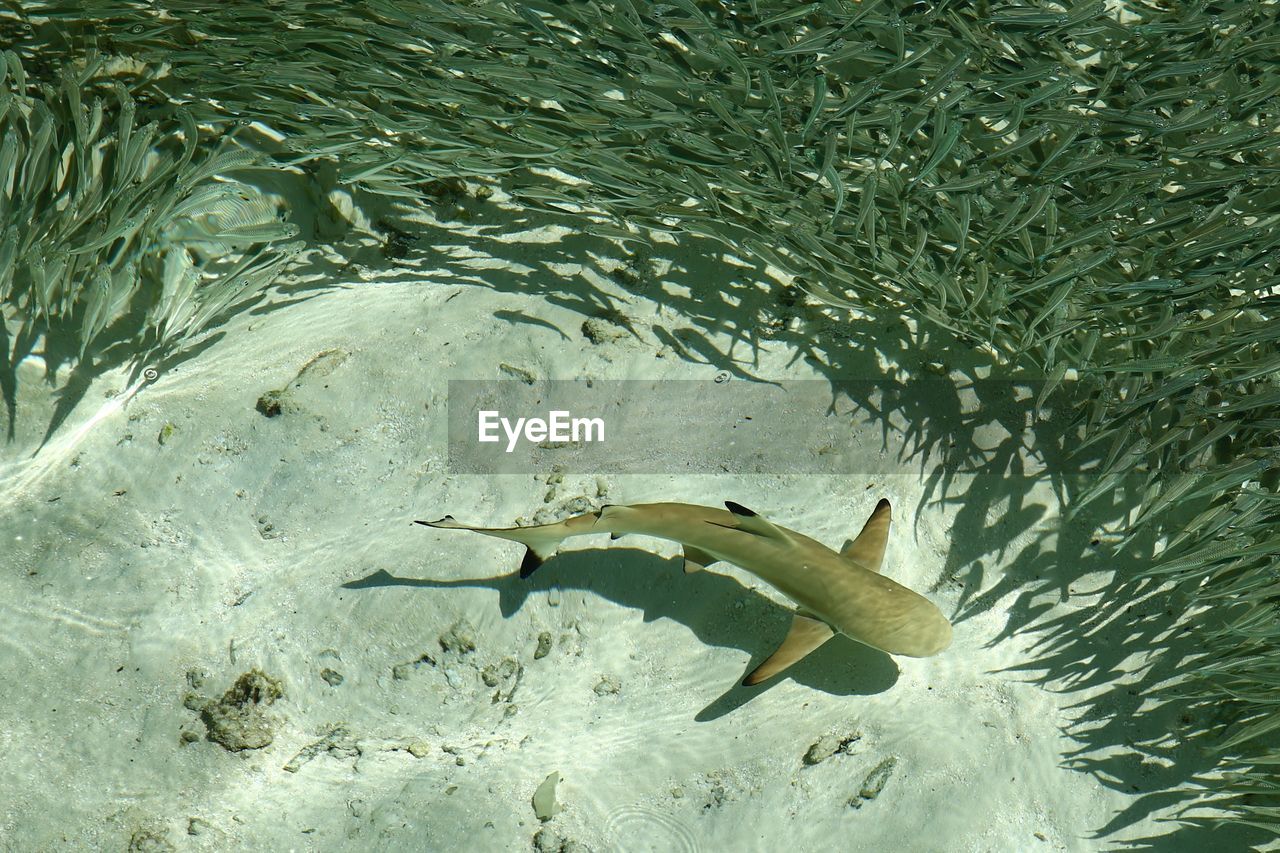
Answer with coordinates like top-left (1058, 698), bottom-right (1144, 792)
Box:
top-left (416, 499), bottom-right (951, 685)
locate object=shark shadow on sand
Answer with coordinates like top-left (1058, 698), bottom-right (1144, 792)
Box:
top-left (342, 545), bottom-right (900, 722)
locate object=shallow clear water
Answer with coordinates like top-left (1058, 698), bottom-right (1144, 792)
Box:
top-left (5, 259), bottom-right (1262, 851)
top-left (3, 4), bottom-right (1276, 848)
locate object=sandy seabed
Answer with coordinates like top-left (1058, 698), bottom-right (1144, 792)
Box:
top-left (0, 202), bottom-right (1261, 852)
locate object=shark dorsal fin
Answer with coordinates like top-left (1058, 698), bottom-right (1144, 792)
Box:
top-left (840, 498), bottom-right (891, 573)
top-left (743, 612), bottom-right (835, 685)
top-left (722, 501), bottom-right (790, 540)
top-left (682, 545), bottom-right (718, 574)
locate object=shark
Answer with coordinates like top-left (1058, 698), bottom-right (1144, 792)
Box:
top-left (415, 499), bottom-right (951, 685)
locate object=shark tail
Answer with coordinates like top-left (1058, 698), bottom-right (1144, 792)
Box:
top-left (415, 512), bottom-right (600, 578)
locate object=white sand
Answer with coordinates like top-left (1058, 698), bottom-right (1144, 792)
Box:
top-left (0, 203), bottom-right (1257, 851)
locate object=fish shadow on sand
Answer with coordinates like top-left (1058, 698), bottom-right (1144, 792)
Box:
top-left (343, 545), bottom-right (898, 721)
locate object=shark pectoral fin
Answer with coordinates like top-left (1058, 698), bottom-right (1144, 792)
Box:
top-left (682, 545), bottom-right (718, 574)
top-left (722, 501), bottom-right (790, 541)
top-left (743, 613), bottom-right (835, 686)
top-left (840, 498), bottom-right (891, 573)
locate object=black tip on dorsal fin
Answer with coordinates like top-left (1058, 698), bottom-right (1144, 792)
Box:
top-left (414, 515), bottom-right (455, 526)
top-left (876, 499), bottom-right (890, 512)
top-left (721, 501), bottom-right (788, 540)
top-left (519, 547), bottom-right (544, 579)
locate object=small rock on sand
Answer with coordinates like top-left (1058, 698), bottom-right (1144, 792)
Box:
top-left (439, 619), bottom-right (477, 654)
top-left (533, 771), bottom-right (563, 822)
top-left (850, 757), bottom-right (898, 808)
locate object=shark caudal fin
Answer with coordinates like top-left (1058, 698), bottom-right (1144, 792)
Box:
top-left (414, 514), bottom-right (589, 578)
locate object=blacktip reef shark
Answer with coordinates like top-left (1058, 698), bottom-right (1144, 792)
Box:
top-left (415, 500), bottom-right (951, 685)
